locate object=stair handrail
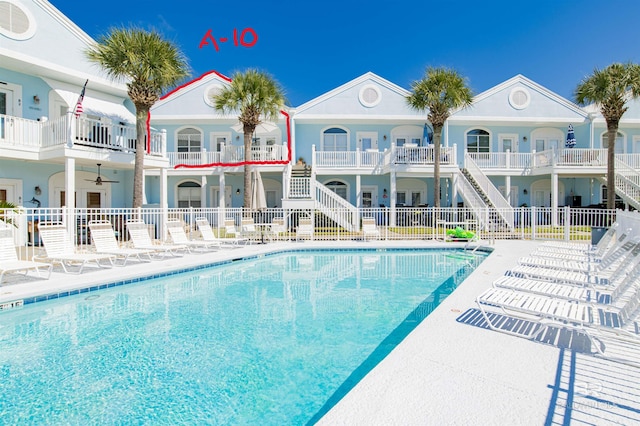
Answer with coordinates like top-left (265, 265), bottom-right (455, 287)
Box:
top-left (464, 153), bottom-right (514, 229)
top-left (315, 183), bottom-right (358, 231)
top-left (455, 170), bottom-right (490, 230)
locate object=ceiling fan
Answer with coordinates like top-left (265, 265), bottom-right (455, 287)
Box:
top-left (85, 164), bottom-right (119, 186)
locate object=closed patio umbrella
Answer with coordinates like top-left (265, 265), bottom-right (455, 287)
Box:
top-left (251, 168), bottom-right (267, 211)
top-left (565, 124), bottom-right (576, 148)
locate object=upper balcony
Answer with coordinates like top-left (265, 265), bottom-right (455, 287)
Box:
top-left (167, 143), bottom-right (289, 168)
top-left (0, 113), bottom-right (166, 158)
top-left (312, 144), bottom-right (458, 174)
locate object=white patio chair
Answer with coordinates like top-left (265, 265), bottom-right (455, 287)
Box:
top-left (0, 227), bottom-right (52, 284)
top-left (537, 222), bottom-right (620, 253)
top-left (36, 222), bottom-right (115, 274)
top-left (88, 220), bottom-right (155, 265)
top-left (240, 218), bottom-right (262, 242)
top-left (126, 220), bottom-right (187, 257)
top-left (362, 217), bottom-right (381, 241)
top-left (166, 219), bottom-right (220, 253)
top-left (223, 219), bottom-right (251, 245)
top-left (296, 218), bottom-right (314, 241)
top-left (195, 217), bottom-right (240, 247)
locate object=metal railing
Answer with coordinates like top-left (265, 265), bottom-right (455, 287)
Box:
top-left (0, 206), bottom-right (620, 262)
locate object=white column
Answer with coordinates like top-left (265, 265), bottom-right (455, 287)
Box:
top-left (64, 157), bottom-right (75, 239)
top-left (505, 175), bottom-right (511, 205)
top-left (451, 172), bottom-right (458, 207)
top-left (356, 175), bottom-right (361, 208)
top-left (160, 167), bottom-right (167, 210)
top-left (551, 172), bottom-right (558, 227)
top-left (390, 171), bottom-right (396, 227)
top-left (201, 175), bottom-right (207, 206)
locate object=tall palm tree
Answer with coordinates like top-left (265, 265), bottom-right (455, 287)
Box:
top-left (575, 62), bottom-right (640, 210)
top-left (406, 67), bottom-right (473, 208)
top-left (213, 69), bottom-right (286, 213)
top-left (86, 28), bottom-right (190, 208)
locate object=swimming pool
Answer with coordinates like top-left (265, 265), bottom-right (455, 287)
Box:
top-left (0, 248), bottom-right (486, 424)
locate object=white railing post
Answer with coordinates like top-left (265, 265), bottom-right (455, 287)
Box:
top-left (531, 206), bottom-right (537, 240)
top-left (506, 149), bottom-right (510, 169)
top-left (564, 206), bottom-right (570, 241)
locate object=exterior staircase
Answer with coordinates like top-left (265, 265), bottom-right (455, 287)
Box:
top-left (460, 154), bottom-right (515, 231)
top-left (283, 163), bottom-right (358, 231)
top-left (598, 157), bottom-right (640, 210)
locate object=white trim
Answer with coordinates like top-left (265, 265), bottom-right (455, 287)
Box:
top-left (320, 126), bottom-right (350, 151)
top-left (0, 178), bottom-right (23, 205)
top-left (498, 133), bottom-right (519, 153)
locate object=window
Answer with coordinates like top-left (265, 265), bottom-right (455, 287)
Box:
top-left (177, 128), bottom-right (202, 153)
top-left (325, 180), bottom-right (347, 200)
top-left (86, 192), bottom-right (101, 208)
top-left (467, 129), bottom-right (490, 153)
top-left (358, 85), bottom-right (381, 107)
top-left (601, 131), bottom-right (625, 154)
top-left (322, 128), bottom-right (348, 151)
top-left (177, 181), bottom-right (201, 208)
top-left (601, 185), bottom-right (623, 205)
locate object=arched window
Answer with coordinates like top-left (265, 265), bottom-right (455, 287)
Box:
top-left (177, 181), bottom-right (201, 208)
top-left (466, 129), bottom-right (490, 153)
top-left (322, 128), bottom-right (348, 151)
top-left (177, 128), bottom-right (202, 153)
top-left (325, 180), bottom-right (347, 200)
top-left (601, 131), bottom-right (625, 154)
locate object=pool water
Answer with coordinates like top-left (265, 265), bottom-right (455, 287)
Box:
top-left (0, 249), bottom-right (486, 424)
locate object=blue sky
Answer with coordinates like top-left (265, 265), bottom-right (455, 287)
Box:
top-left (52, 0), bottom-right (640, 107)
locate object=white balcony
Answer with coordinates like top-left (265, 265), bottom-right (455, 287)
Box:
top-left (313, 145), bottom-right (456, 170)
top-left (1, 113), bottom-right (165, 157)
top-left (167, 144), bottom-right (288, 168)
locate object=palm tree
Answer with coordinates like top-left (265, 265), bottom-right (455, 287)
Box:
top-left (406, 67), bottom-right (473, 208)
top-left (86, 28), bottom-right (190, 208)
top-left (212, 69), bottom-right (286, 213)
top-left (575, 62), bottom-right (640, 210)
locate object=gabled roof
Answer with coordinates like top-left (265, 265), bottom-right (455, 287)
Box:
top-left (151, 71), bottom-right (234, 121)
top-left (0, 0), bottom-right (129, 95)
top-left (451, 74), bottom-right (589, 123)
top-left (292, 72), bottom-right (425, 122)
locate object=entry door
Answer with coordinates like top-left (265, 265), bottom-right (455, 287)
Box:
top-left (212, 186), bottom-right (232, 208)
top-left (358, 132), bottom-right (378, 151)
top-left (500, 135), bottom-right (518, 153)
top-left (0, 88), bottom-right (13, 140)
top-left (361, 186), bottom-right (377, 208)
top-left (534, 190), bottom-right (548, 207)
top-left (535, 138), bottom-right (559, 152)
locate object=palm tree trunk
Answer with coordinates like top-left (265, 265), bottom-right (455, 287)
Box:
top-left (433, 125), bottom-right (443, 209)
top-left (132, 109), bottom-right (148, 209)
top-left (606, 122), bottom-right (618, 210)
top-left (243, 131), bottom-right (252, 217)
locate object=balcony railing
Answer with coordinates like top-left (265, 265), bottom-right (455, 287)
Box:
top-left (1, 113), bottom-right (165, 156)
top-left (168, 144), bottom-right (288, 167)
top-left (313, 145), bottom-right (456, 169)
top-left (468, 148), bottom-right (611, 170)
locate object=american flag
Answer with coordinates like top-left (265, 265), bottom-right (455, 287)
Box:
top-left (74, 79), bottom-right (88, 117)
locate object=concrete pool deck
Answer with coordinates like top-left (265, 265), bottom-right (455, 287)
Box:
top-left (1, 240), bottom-right (639, 424)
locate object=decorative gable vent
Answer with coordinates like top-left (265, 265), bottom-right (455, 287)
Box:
top-left (0, 1), bottom-right (35, 40)
top-left (359, 85), bottom-right (381, 108)
top-left (508, 87), bottom-right (531, 110)
top-left (203, 84), bottom-right (224, 107)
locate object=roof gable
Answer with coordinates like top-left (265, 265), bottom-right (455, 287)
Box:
top-left (151, 71), bottom-right (233, 120)
top-left (0, 0), bottom-right (127, 93)
top-left (452, 75), bottom-right (589, 123)
top-left (294, 72), bottom-right (422, 120)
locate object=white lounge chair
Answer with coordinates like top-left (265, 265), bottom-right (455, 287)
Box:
top-left (88, 220), bottom-right (155, 265)
top-left (126, 220), bottom-right (187, 257)
top-left (267, 217), bottom-right (286, 241)
top-left (517, 235), bottom-right (636, 273)
top-left (533, 224), bottom-right (627, 262)
top-left (537, 222), bottom-right (620, 253)
top-left (508, 239), bottom-right (640, 285)
top-left (362, 217), bottom-right (381, 241)
top-left (195, 217), bottom-right (240, 247)
top-left (166, 219), bottom-right (220, 252)
top-left (36, 222), bottom-right (115, 273)
top-left (0, 227), bottom-right (52, 284)
top-left (224, 219), bottom-right (250, 245)
top-left (476, 281), bottom-right (640, 366)
top-left (296, 218), bottom-right (314, 241)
